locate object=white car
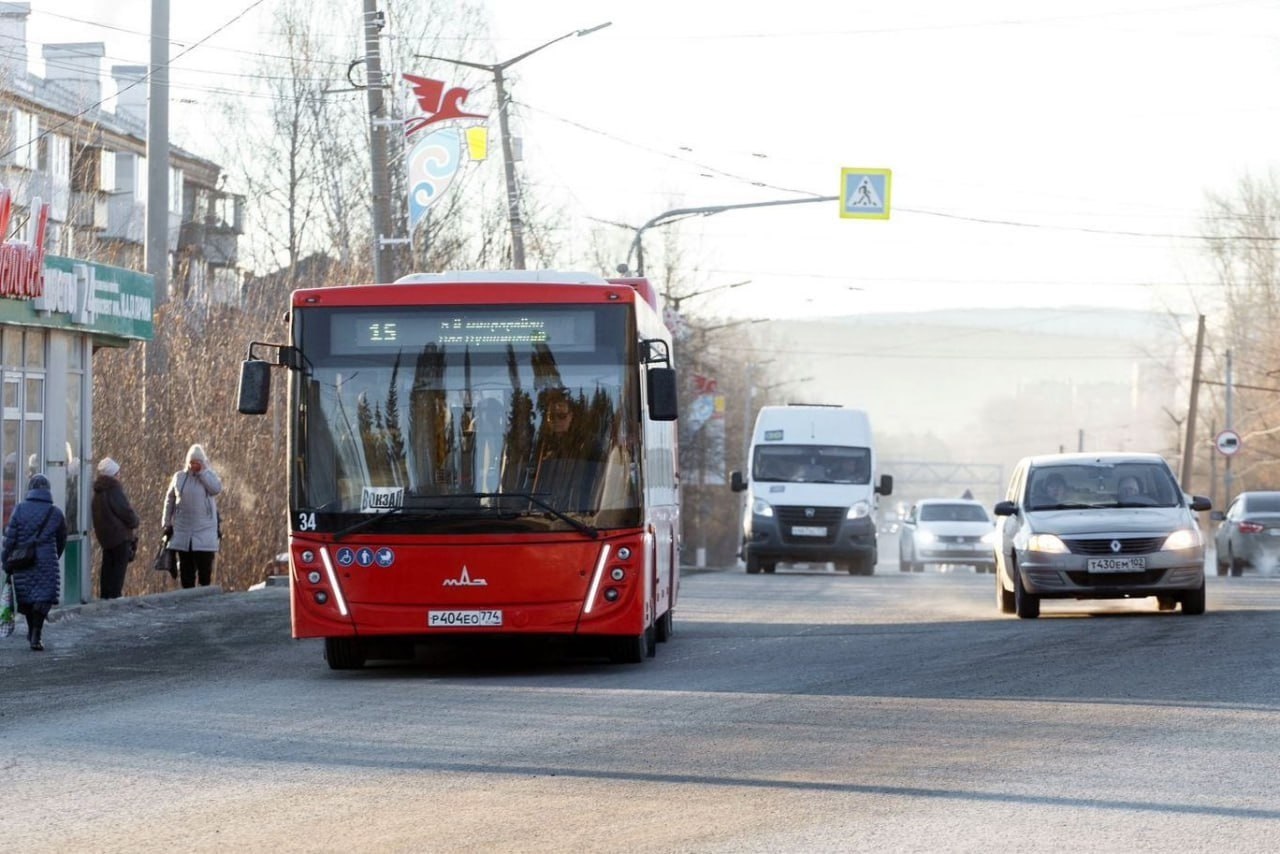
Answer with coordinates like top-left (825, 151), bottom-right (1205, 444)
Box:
top-left (898, 498), bottom-right (997, 573)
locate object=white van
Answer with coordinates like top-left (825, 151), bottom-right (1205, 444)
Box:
top-left (730, 404), bottom-right (892, 575)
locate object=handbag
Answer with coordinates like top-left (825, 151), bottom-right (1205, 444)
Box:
top-left (126, 538), bottom-right (139, 563)
top-left (4, 507), bottom-right (55, 574)
top-left (153, 542), bottom-right (178, 579)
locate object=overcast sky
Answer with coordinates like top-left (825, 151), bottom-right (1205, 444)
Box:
top-left (28, 0), bottom-right (1280, 320)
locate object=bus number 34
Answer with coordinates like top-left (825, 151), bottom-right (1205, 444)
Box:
top-left (298, 512), bottom-right (317, 531)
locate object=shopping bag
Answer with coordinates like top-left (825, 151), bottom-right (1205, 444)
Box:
top-left (0, 576), bottom-right (14, 638)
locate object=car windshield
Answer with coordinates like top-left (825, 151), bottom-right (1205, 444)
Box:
top-left (752, 445), bottom-right (870, 484)
top-left (919, 503), bottom-right (989, 522)
top-left (1027, 461), bottom-right (1181, 510)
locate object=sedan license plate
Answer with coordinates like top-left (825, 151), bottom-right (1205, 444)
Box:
top-left (1086, 557), bottom-right (1146, 573)
top-left (792, 525), bottom-right (827, 537)
top-left (428, 609), bottom-right (502, 627)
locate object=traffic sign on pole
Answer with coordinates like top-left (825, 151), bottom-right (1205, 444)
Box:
top-left (1215, 429), bottom-right (1242, 456)
top-left (840, 168), bottom-right (892, 220)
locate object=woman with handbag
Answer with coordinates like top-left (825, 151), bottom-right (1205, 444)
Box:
top-left (161, 444), bottom-right (222, 589)
top-left (91, 457), bottom-right (140, 599)
top-left (2, 472), bottom-right (68, 651)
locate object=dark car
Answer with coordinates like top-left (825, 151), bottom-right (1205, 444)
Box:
top-left (1211, 490), bottom-right (1280, 576)
top-left (992, 452), bottom-right (1212, 618)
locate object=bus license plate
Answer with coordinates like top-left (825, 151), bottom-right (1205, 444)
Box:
top-left (792, 526), bottom-right (827, 537)
top-left (1086, 557), bottom-right (1146, 573)
top-left (428, 609), bottom-right (503, 627)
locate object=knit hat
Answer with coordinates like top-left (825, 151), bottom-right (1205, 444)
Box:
top-left (97, 457), bottom-right (121, 477)
top-left (27, 473), bottom-right (49, 491)
top-left (186, 444), bottom-right (208, 464)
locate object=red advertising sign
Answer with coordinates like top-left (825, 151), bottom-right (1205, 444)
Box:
top-left (0, 189), bottom-right (48, 300)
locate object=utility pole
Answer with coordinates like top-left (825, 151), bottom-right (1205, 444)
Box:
top-left (491, 64), bottom-right (524, 269)
top-left (146, 0), bottom-right (169, 306)
top-left (362, 0), bottom-right (395, 283)
top-left (1180, 314), bottom-right (1206, 489)
top-left (1225, 348), bottom-right (1234, 503)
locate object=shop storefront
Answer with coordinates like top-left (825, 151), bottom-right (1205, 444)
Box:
top-left (1, 246), bottom-right (152, 604)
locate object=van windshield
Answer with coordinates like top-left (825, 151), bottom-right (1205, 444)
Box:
top-left (752, 445), bottom-right (870, 484)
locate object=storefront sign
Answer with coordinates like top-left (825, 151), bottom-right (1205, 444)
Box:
top-left (0, 189), bottom-right (49, 299)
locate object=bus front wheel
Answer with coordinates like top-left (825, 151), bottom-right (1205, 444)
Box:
top-left (325, 637), bottom-right (367, 670)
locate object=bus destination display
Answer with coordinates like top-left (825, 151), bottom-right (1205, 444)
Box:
top-left (332, 310), bottom-right (598, 353)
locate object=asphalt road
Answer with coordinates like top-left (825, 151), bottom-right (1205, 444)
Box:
top-left (3, 563), bottom-right (1279, 852)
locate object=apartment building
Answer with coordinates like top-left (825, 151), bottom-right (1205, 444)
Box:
top-left (0, 2), bottom-right (243, 601)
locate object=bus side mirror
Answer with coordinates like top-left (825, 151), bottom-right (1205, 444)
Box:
top-left (647, 367), bottom-right (678, 421)
top-left (876, 474), bottom-right (893, 496)
top-left (238, 360), bottom-right (272, 415)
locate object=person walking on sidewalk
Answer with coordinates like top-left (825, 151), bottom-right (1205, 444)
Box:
top-left (91, 457), bottom-right (139, 599)
top-left (162, 444), bottom-right (222, 589)
top-left (2, 473), bottom-right (68, 651)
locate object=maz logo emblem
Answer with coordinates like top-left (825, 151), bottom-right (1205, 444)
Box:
top-left (443, 566), bottom-right (488, 587)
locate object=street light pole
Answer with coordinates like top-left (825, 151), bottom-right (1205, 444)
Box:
top-left (626, 196), bottom-right (836, 276)
top-left (417, 22), bottom-right (611, 270)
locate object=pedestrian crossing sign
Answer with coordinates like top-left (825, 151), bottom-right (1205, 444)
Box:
top-left (840, 168), bottom-right (892, 220)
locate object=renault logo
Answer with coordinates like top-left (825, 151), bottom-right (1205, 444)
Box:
top-left (1110, 540), bottom-right (1122, 554)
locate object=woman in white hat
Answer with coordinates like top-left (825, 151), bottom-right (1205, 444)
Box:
top-left (161, 444), bottom-right (223, 588)
top-left (91, 457), bottom-right (139, 599)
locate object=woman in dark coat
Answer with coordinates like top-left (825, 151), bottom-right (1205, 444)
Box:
top-left (3, 473), bottom-right (68, 651)
top-left (91, 457), bottom-right (139, 600)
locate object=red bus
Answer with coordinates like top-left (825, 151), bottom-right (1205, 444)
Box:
top-left (238, 271), bottom-right (681, 669)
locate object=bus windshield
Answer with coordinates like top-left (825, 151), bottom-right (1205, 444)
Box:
top-left (292, 303), bottom-right (641, 531)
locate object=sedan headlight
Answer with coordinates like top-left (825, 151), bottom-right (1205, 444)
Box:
top-left (1162, 527), bottom-right (1202, 551)
top-left (846, 501), bottom-right (870, 520)
top-left (751, 498), bottom-right (774, 518)
top-left (1027, 533), bottom-right (1069, 554)
top-left (980, 531), bottom-right (998, 545)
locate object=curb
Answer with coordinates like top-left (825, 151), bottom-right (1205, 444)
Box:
top-left (50, 585), bottom-right (225, 622)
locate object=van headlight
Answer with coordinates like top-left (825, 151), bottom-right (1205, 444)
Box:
top-left (980, 531), bottom-right (998, 545)
top-left (1162, 528), bottom-right (1202, 551)
top-left (915, 530), bottom-right (938, 544)
top-left (751, 498), bottom-right (774, 518)
top-left (1027, 534), bottom-right (1069, 554)
top-left (846, 501), bottom-right (870, 520)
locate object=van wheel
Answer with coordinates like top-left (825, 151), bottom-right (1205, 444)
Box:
top-left (324, 637), bottom-right (367, 670)
top-left (746, 556), bottom-right (762, 574)
top-left (762, 562), bottom-right (777, 574)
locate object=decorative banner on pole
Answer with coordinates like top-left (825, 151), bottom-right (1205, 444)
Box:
top-left (403, 74), bottom-right (486, 137)
top-left (407, 130), bottom-right (462, 232)
top-left (402, 74), bottom-right (491, 231)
